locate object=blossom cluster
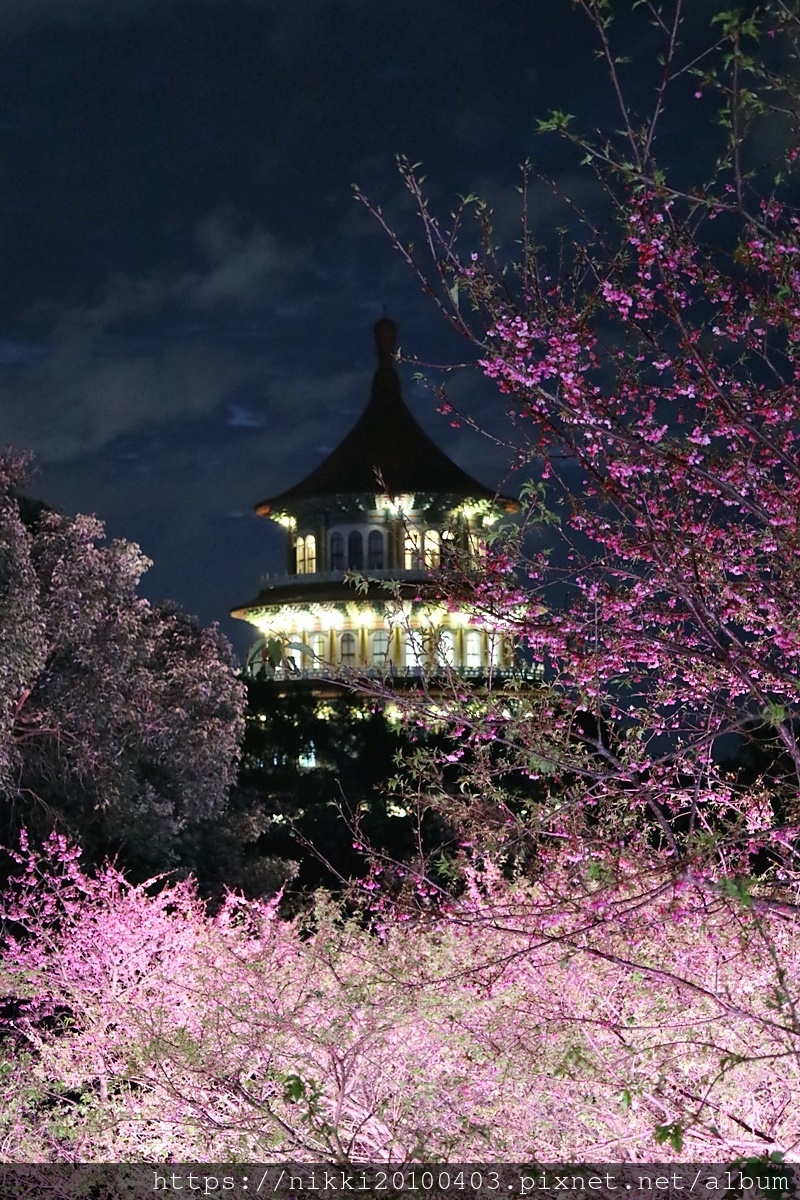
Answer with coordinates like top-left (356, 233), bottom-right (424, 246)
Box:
top-left (409, 183), bottom-right (800, 884)
top-left (0, 835), bottom-right (797, 1162)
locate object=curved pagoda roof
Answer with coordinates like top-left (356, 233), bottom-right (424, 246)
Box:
top-left (256, 318), bottom-right (518, 517)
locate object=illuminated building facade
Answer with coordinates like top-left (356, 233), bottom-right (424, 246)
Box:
top-left (232, 318), bottom-right (519, 688)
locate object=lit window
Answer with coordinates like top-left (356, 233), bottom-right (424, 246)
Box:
top-left (348, 531), bottom-right (364, 570)
top-left (368, 529), bottom-right (384, 569)
top-left (402, 630), bottom-right (424, 668)
top-left (298, 743), bottom-right (317, 770)
top-left (424, 529), bottom-right (441, 568)
top-left (340, 632), bottom-right (357, 667)
top-left (441, 528), bottom-right (457, 562)
top-left (438, 628), bottom-right (456, 667)
top-left (404, 527), bottom-right (421, 569)
top-left (330, 532), bottom-right (344, 571)
top-left (296, 534), bottom-right (316, 574)
top-left (465, 630), bottom-right (482, 669)
top-left (310, 632), bottom-right (327, 663)
top-left (371, 630), bottom-right (390, 665)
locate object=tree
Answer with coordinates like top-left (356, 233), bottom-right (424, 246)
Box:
top-left (236, 677), bottom-right (456, 901)
top-left (0, 452), bottom-right (249, 881)
top-left (1, 832), bottom-right (798, 1164)
top-left (10, 0), bottom-right (800, 1163)
top-left (352, 0), bottom-right (800, 1152)
top-left (355, 0), bottom-right (800, 889)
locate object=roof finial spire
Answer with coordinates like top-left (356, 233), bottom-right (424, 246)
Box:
top-left (374, 314), bottom-right (397, 361)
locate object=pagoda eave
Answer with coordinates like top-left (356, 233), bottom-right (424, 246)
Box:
top-left (255, 490), bottom-right (519, 522)
top-left (232, 570), bottom-right (449, 620)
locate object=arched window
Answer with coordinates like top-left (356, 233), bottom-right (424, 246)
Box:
top-left (340, 632), bottom-right (357, 667)
top-left (309, 632), bottom-right (327, 664)
top-left (371, 630), bottom-right (390, 665)
top-left (402, 629), bottom-right (424, 668)
top-left (424, 529), bottom-right (441, 568)
top-left (438, 628), bottom-right (456, 667)
top-left (368, 529), bottom-right (384, 569)
top-left (330, 532), bottom-right (344, 571)
top-left (348, 531), bottom-right (363, 569)
top-left (441, 528), bottom-right (457, 562)
top-left (296, 534), bottom-right (316, 574)
top-left (404, 527), bottom-right (421, 569)
top-left (465, 629), bottom-right (483, 669)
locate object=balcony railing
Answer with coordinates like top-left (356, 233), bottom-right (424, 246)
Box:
top-left (258, 567), bottom-right (433, 589)
top-left (245, 661), bottom-right (544, 683)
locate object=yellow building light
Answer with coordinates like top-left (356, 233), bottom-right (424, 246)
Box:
top-left (326, 607), bottom-right (345, 630)
top-left (233, 320), bottom-right (525, 690)
top-left (345, 600), bottom-right (371, 625)
top-left (251, 614), bottom-right (277, 637)
top-left (375, 492), bottom-right (416, 515)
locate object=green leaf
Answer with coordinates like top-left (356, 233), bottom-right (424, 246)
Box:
top-left (655, 1121), bottom-right (684, 1153)
top-left (283, 1073), bottom-right (305, 1103)
top-left (719, 876), bottom-right (753, 907)
top-left (761, 702), bottom-right (787, 727)
top-left (536, 110), bottom-right (575, 134)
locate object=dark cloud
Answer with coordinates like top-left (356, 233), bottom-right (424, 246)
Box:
top-left (0, 208), bottom-right (311, 464)
top-left (31, 348), bottom-right (497, 661)
top-left (226, 404), bottom-right (265, 429)
top-left (0, 0), bottom-right (714, 661)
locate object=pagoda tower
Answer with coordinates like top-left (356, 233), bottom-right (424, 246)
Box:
top-left (232, 318), bottom-right (519, 686)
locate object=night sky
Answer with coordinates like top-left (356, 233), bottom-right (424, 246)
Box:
top-left (0, 0), bottom-right (715, 662)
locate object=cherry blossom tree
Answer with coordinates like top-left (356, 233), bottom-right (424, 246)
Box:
top-left (354, 0), bottom-right (800, 893)
top-left (0, 453), bottom-right (248, 880)
top-left (355, 0), bottom-right (800, 1153)
top-left (1, 832), bottom-right (799, 1164)
top-left (8, 1), bottom-right (800, 1165)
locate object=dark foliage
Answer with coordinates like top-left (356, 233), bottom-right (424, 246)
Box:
top-left (236, 677), bottom-right (456, 901)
